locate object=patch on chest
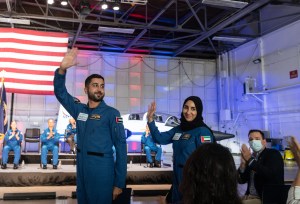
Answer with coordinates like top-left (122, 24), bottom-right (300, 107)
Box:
top-left (90, 114), bottom-right (101, 120)
top-left (181, 133), bottom-right (191, 140)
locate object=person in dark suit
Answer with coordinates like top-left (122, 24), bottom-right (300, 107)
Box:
top-left (287, 136), bottom-right (300, 204)
top-left (238, 129), bottom-right (284, 204)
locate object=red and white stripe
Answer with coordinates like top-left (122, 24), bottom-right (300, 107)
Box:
top-left (0, 28), bottom-right (69, 95)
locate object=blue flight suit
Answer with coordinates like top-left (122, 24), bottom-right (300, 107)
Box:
top-left (2, 129), bottom-right (23, 165)
top-left (141, 132), bottom-right (162, 163)
top-left (66, 123), bottom-right (77, 151)
top-left (66, 123), bottom-right (76, 138)
top-left (74, 134), bottom-right (77, 144)
top-left (54, 69), bottom-right (127, 204)
top-left (147, 120), bottom-right (214, 204)
top-left (41, 128), bottom-right (60, 165)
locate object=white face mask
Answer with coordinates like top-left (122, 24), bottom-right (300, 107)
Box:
top-left (249, 140), bottom-right (263, 152)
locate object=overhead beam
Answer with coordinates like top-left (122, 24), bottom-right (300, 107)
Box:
top-left (184, 0), bottom-right (217, 54)
top-left (6, 0), bottom-right (11, 12)
top-left (173, 0), bottom-right (271, 57)
top-left (123, 0), bottom-right (176, 52)
top-left (178, 4), bottom-right (204, 27)
top-left (71, 22), bottom-right (83, 48)
top-left (0, 12), bottom-right (204, 34)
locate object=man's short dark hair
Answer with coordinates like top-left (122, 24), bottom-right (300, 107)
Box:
top-left (85, 74), bottom-right (105, 87)
top-left (248, 129), bottom-right (265, 139)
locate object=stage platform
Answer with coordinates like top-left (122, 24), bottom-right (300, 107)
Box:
top-left (6, 152), bottom-right (164, 165)
top-left (0, 152), bottom-right (173, 187)
top-left (1, 153), bottom-right (297, 188)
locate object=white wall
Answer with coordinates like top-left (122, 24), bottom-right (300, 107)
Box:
top-left (220, 19), bottom-right (300, 147)
top-left (6, 52), bottom-right (218, 135)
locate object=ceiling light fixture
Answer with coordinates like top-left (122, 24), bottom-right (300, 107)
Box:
top-left (121, 0), bottom-right (147, 5)
top-left (202, 0), bottom-right (248, 9)
top-left (101, 1), bottom-right (108, 10)
top-left (47, 0), bottom-right (54, 4)
top-left (212, 36), bottom-right (247, 43)
top-left (113, 3), bottom-right (120, 11)
top-left (61, 0), bottom-right (68, 6)
top-left (98, 26), bottom-right (135, 34)
top-left (0, 17), bottom-right (30, 25)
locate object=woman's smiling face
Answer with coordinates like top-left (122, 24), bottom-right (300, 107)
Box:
top-left (182, 100), bottom-right (197, 122)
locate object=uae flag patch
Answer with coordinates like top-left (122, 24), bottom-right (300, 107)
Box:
top-left (201, 136), bottom-right (211, 143)
top-left (116, 117), bottom-right (123, 123)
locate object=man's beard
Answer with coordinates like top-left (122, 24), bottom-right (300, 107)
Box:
top-left (88, 91), bottom-right (104, 102)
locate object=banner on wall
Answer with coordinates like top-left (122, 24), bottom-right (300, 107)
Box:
top-left (0, 28), bottom-right (69, 95)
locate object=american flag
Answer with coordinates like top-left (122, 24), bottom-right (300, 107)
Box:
top-left (0, 28), bottom-right (69, 95)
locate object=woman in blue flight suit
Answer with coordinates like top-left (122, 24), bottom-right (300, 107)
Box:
top-left (141, 124), bottom-right (162, 167)
top-left (147, 96), bottom-right (215, 204)
top-left (41, 118), bottom-right (60, 169)
top-left (54, 48), bottom-right (127, 204)
top-left (1, 120), bottom-right (23, 169)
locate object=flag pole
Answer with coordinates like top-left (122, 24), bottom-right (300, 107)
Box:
top-left (0, 70), bottom-right (5, 140)
top-left (0, 70), bottom-right (4, 106)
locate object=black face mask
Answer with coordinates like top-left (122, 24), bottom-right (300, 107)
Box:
top-left (179, 96), bottom-right (213, 136)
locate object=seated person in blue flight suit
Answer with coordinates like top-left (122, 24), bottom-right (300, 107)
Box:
top-left (41, 118), bottom-right (60, 169)
top-left (65, 117), bottom-right (76, 154)
top-left (141, 124), bottom-right (162, 168)
top-left (1, 120), bottom-right (23, 169)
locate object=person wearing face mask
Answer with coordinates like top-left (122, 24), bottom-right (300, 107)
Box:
top-left (147, 96), bottom-right (214, 204)
top-left (238, 129), bottom-right (284, 204)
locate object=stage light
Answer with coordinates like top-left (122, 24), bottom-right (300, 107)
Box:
top-left (61, 0), bottom-right (68, 6)
top-left (113, 3), bottom-right (120, 11)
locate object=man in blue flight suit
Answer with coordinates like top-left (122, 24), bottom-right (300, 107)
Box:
top-left (54, 48), bottom-right (127, 204)
top-left (41, 118), bottom-right (60, 169)
top-left (141, 124), bottom-right (162, 168)
top-left (65, 117), bottom-right (76, 154)
top-left (1, 120), bottom-right (23, 169)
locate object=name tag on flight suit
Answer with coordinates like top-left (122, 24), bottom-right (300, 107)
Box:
top-left (172, 133), bottom-right (182, 140)
top-left (77, 113), bottom-right (88, 121)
